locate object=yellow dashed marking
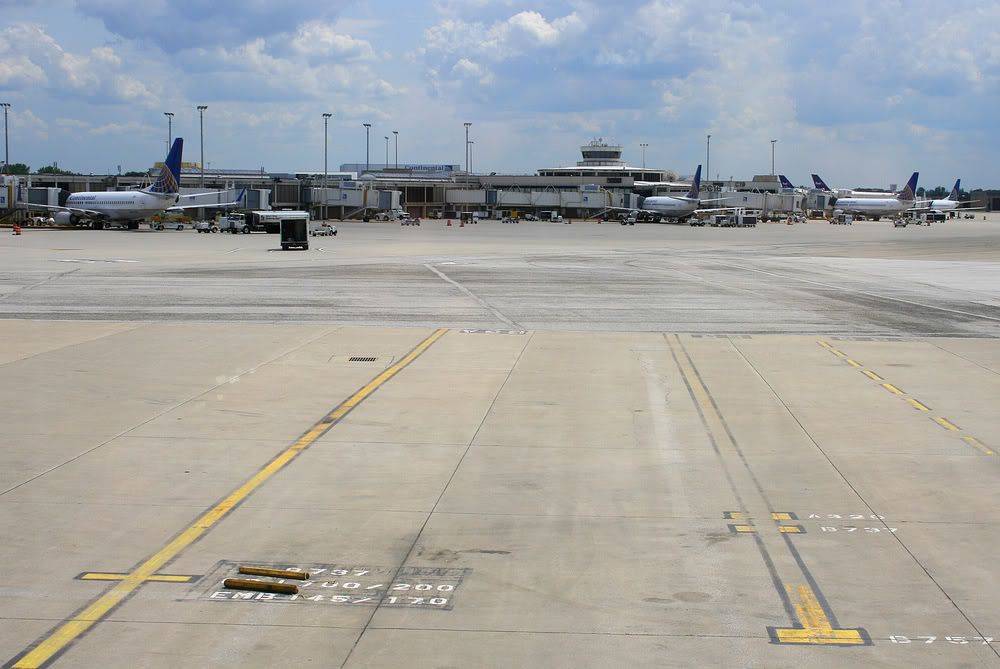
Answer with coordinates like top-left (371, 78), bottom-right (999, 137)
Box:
top-left (881, 383), bottom-right (904, 395)
top-left (779, 525), bottom-right (805, 534)
top-left (908, 398), bottom-right (930, 411)
top-left (933, 416), bottom-right (961, 432)
top-left (962, 436), bottom-right (995, 456)
top-left (771, 512), bottom-right (795, 521)
top-left (861, 370), bottom-right (883, 381)
top-left (729, 524), bottom-right (757, 534)
top-left (845, 359), bottom-right (862, 368)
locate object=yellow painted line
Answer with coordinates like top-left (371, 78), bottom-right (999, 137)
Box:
top-left (729, 524), bottom-right (756, 534)
top-left (933, 416), bottom-right (961, 432)
top-left (779, 525), bottom-right (805, 534)
top-left (861, 370), bottom-right (882, 381)
top-left (882, 383), bottom-right (904, 396)
top-left (962, 436), bottom-right (995, 456)
top-left (770, 585), bottom-right (869, 645)
top-left (78, 573), bottom-right (194, 583)
top-left (817, 341), bottom-right (846, 358)
top-left (908, 398), bottom-right (930, 411)
top-left (845, 359), bottom-right (862, 368)
top-left (724, 511), bottom-right (747, 520)
top-left (11, 328), bottom-right (448, 669)
top-left (771, 512), bottom-right (793, 521)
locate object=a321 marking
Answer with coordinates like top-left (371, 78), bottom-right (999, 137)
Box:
top-left (890, 635), bottom-right (995, 645)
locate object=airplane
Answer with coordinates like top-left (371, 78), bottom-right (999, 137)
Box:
top-left (915, 179), bottom-right (983, 212)
top-left (811, 173), bottom-right (893, 198)
top-left (33, 138), bottom-right (244, 229)
top-left (615, 165), bottom-right (735, 223)
top-left (778, 175), bottom-right (796, 189)
top-left (820, 172), bottom-right (919, 219)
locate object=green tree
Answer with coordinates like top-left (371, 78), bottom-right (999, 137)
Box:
top-left (2, 162), bottom-right (30, 174)
top-left (36, 162), bottom-right (76, 175)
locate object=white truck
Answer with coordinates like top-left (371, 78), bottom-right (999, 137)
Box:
top-left (374, 209), bottom-right (407, 221)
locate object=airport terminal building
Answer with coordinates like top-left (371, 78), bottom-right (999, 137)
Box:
top-left (10, 139), bottom-right (993, 222)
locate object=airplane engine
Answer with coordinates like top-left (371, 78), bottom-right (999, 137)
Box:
top-left (53, 211), bottom-right (75, 226)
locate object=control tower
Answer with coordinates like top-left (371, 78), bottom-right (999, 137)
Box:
top-left (577, 139), bottom-right (625, 167)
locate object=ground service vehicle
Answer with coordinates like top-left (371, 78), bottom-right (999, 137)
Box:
top-left (280, 218), bottom-right (309, 250)
top-left (310, 222), bottom-right (337, 236)
top-left (251, 210), bottom-right (309, 234)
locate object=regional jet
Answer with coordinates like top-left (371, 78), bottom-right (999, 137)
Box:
top-left (33, 138), bottom-right (243, 229)
top-left (915, 179), bottom-right (983, 212)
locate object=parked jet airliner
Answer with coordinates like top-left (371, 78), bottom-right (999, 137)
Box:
top-left (622, 165), bottom-right (734, 222)
top-left (917, 179), bottom-right (982, 212)
top-left (824, 172), bottom-right (920, 219)
top-left (35, 139), bottom-right (242, 229)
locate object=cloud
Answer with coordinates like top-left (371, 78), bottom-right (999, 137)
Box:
top-left (451, 58), bottom-right (494, 86)
top-left (291, 21), bottom-right (375, 61)
top-left (74, 0), bottom-right (351, 53)
top-left (0, 23), bottom-right (158, 106)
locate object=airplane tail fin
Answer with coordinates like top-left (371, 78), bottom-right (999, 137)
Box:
top-left (686, 165), bottom-right (702, 199)
top-left (811, 174), bottom-right (831, 191)
top-left (949, 178), bottom-right (961, 201)
top-left (897, 172), bottom-right (918, 201)
top-left (148, 138), bottom-right (183, 195)
top-left (778, 174), bottom-right (794, 189)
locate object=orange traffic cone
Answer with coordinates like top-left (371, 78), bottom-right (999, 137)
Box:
top-left (447, 219), bottom-right (452, 226)
top-left (12, 224), bottom-right (22, 236)
top-left (460, 218), bottom-right (465, 227)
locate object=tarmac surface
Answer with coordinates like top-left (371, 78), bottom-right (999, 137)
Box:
top-left (1, 218), bottom-right (999, 667)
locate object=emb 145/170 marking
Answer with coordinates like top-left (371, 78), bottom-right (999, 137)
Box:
top-left (193, 562), bottom-right (469, 610)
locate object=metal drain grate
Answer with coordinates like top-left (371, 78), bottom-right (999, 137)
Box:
top-left (348, 356), bottom-right (378, 363)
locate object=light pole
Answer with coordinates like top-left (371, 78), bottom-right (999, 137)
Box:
top-left (197, 105), bottom-right (208, 188)
top-left (392, 130), bottom-right (398, 169)
top-left (164, 112), bottom-right (174, 148)
top-left (639, 142), bottom-right (648, 169)
top-left (770, 139), bottom-right (777, 176)
top-left (362, 123), bottom-right (371, 174)
top-left (0, 103), bottom-right (9, 173)
top-left (322, 112), bottom-right (332, 222)
top-left (384, 136), bottom-right (389, 169)
top-left (464, 122), bottom-right (471, 174)
top-left (706, 134), bottom-right (711, 186)
top-left (469, 140), bottom-right (474, 174)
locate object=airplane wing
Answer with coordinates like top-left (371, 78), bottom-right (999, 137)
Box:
top-left (167, 189), bottom-right (246, 211)
top-left (175, 188), bottom-right (247, 203)
top-left (24, 203), bottom-right (104, 218)
top-left (696, 206), bottom-right (744, 213)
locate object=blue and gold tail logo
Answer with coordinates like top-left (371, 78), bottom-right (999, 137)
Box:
top-left (149, 138), bottom-right (183, 194)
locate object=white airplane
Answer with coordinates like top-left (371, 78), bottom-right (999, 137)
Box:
top-left (818, 172), bottom-right (919, 219)
top-left (34, 138), bottom-right (243, 229)
top-left (618, 165), bottom-right (733, 223)
top-left (811, 174), bottom-right (893, 198)
top-left (915, 179), bottom-right (983, 211)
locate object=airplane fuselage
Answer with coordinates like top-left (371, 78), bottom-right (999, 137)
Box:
top-left (640, 196), bottom-right (699, 218)
top-left (833, 197), bottom-right (911, 216)
top-left (65, 191), bottom-right (179, 221)
top-left (928, 199), bottom-right (959, 210)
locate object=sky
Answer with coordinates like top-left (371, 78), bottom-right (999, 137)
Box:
top-left (1, 0), bottom-right (998, 190)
